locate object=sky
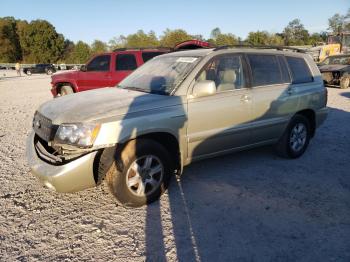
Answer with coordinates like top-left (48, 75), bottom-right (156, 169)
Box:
top-left (0, 0), bottom-right (349, 44)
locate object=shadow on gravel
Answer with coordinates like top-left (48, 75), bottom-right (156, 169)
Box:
top-left (340, 91), bottom-right (350, 98)
top-left (143, 106), bottom-right (350, 262)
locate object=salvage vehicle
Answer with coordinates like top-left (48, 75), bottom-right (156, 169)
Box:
top-left (50, 40), bottom-right (213, 97)
top-left (27, 47), bottom-right (328, 207)
top-left (318, 54), bottom-right (350, 89)
top-left (23, 64), bottom-right (56, 75)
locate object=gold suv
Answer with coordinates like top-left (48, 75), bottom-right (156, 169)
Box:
top-left (26, 47), bottom-right (328, 207)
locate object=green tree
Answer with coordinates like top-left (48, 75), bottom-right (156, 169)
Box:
top-left (124, 30), bottom-right (159, 48)
top-left (246, 31), bottom-right (283, 46)
top-left (328, 13), bottom-right (344, 34)
top-left (16, 19), bottom-right (29, 60)
top-left (308, 32), bottom-right (326, 45)
top-left (215, 33), bottom-right (238, 46)
top-left (66, 41), bottom-right (91, 64)
top-left (210, 27), bottom-right (221, 39)
top-left (91, 39), bottom-right (107, 54)
top-left (60, 39), bottom-right (75, 62)
top-left (20, 20), bottom-right (64, 63)
top-left (283, 19), bottom-right (310, 45)
top-left (0, 17), bottom-right (21, 62)
top-left (160, 29), bottom-right (192, 47)
top-left (108, 35), bottom-right (127, 50)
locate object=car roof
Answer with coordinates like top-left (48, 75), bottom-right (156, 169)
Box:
top-left (162, 48), bottom-right (214, 57)
top-left (161, 47), bottom-right (307, 58)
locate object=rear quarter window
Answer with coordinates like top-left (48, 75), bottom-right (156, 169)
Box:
top-left (286, 56), bottom-right (313, 84)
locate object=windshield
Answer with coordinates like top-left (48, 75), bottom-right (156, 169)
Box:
top-left (321, 56), bottom-right (350, 65)
top-left (118, 56), bottom-right (200, 95)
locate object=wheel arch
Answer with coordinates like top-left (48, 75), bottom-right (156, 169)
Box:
top-left (295, 109), bottom-right (316, 137)
top-left (94, 131), bottom-right (182, 184)
top-left (55, 82), bottom-right (76, 94)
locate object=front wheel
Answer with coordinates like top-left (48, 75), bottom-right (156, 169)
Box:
top-left (46, 69), bottom-right (53, 75)
top-left (105, 139), bottom-right (174, 207)
top-left (275, 115), bottom-right (311, 158)
top-left (59, 85), bottom-right (73, 96)
top-left (26, 70), bottom-right (32, 76)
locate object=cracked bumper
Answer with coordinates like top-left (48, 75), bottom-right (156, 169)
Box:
top-left (26, 132), bottom-right (97, 193)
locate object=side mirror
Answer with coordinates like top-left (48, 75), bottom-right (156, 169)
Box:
top-left (192, 80), bottom-right (216, 98)
top-left (80, 65), bottom-right (87, 72)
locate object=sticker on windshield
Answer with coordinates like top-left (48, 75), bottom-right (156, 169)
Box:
top-left (176, 57), bottom-right (198, 63)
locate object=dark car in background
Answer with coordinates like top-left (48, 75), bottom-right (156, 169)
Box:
top-left (319, 54), bottom-right (350, 89)
top-left (23, 64), bottom-right (56, 76)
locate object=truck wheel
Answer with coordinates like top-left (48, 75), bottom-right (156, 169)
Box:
top-left (275, 114), bottom-right (311, 158)
top-left (60, 85), bottom-right (73, 96)
top-left (105, 139), bottom-right (174, 207)
top-left (26, 70), bottom-right (32, 76)
top-left (340, 76), bottom-right (350, 89)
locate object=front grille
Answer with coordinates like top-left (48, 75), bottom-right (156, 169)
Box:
top-left (32, 111), bottom-right (57, 141)
top-left (34, 135), bottom-right (63, 164)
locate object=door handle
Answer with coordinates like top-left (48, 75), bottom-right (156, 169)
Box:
top-left (240, 94), bottom-right (251, 102)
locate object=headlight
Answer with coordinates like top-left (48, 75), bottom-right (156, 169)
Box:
top-left (54, 123), bottom-right (101, 148)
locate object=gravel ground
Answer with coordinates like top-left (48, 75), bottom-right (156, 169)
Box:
top-left (0, 72), bottom-right (349, 262)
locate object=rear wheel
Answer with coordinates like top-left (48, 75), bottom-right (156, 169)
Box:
top-left (26, 70), bottom-right (32, 76)
top-left (275, 115), bottom-right (311, 158)
top-left (340, 76), bottom-right (350, 89)
top-left (46, 69), bottom-right (53, 75)
top-left (105, 139), bottom-right (173, 207)
top-left (60, 85), bottom-right (73, 96)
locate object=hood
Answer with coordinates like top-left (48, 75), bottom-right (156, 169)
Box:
top-left (319, 64), bottom-right (350, 72)
top-left (38, 88), bottom-right (182, 124)
top-left (52, 69), bottom-right (79, 78)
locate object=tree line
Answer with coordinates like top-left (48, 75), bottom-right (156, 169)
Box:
top-left (0, 9), bottom-right (349, 64)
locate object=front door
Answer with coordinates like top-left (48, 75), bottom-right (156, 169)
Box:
top-left (187, 54), bottom-right (253, 160)
top-left (77, 54), bottom-right (112, 91)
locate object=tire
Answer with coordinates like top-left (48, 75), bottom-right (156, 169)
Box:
top-left (60, 85), bottom-right (74, 96)
top-left (275, 114), bottom-right (311, 159)
top-left (105, 139), bottom-right (174, 207)
top-left (46, 69), bottom-right (53, 75)
top-left (340, 76), bottom-right (350, 89)
top-left (26, 70), bottom-right (32, 76)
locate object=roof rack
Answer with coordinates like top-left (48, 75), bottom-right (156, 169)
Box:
top-left (113, 47), bottom-right (171, 52)
top-left (213, 45), bottom-right (306, 53)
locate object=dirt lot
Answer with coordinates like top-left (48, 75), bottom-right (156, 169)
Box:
top-left (0, 72), bottom-right (349, 261)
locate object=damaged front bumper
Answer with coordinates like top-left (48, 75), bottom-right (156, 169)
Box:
top-left (26, 131), bottom-right (97, 193)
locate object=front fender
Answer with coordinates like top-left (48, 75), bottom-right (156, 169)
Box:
top-left (93, 112), bottom-right (187, 148)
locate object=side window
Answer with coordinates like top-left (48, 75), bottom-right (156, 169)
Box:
top-left (286, 56), bottom-right (313, 84)
top-left (277, 56), bottom-right (291, 83)
top-left (247, 54), bottom-right (282, 86)
top-left (116, 54), bottom-right (137, 71)
top-left (142, 52), bottom-right (164, 63)
top-left (197, 55), bottom-right (245, 92)
top-left (86, 55), bottom-right (110, 72)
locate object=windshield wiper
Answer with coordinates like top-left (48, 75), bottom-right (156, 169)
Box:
top-left (119, 86), bottom-right (150, 93)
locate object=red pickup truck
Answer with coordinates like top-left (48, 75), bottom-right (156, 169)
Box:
top-left (50, 40), bottom-right (212, 97)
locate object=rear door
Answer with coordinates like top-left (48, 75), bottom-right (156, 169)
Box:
top-left (247, 54), bottom-right (295, 143)
top-left (76, 54), bottom-right (112, 91)
top-left (110, 52), bottom-right (140, 86)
